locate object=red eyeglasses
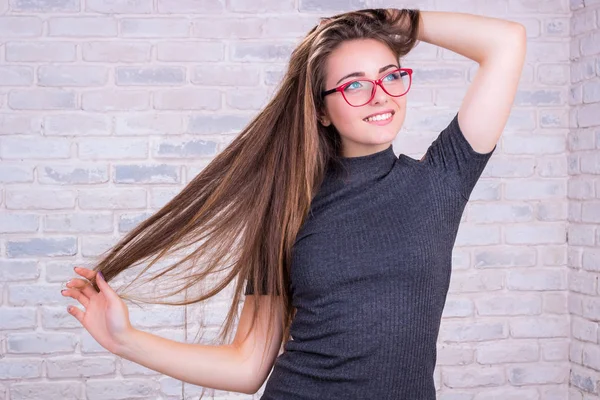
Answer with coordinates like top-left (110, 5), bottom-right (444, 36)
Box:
top-left (321, 68), bottom-right (413, 107)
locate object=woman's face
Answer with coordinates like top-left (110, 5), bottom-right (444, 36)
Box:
top-left (320, 38), bottom-right (408, 158)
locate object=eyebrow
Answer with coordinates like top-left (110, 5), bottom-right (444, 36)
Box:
top-left (335, 64), bottom-right (399, 85)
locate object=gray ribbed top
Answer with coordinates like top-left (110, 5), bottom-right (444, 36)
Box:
top-left (246, 112), bottom-right (496, 399)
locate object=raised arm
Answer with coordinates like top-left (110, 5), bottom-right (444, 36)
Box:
top-left (415, 10), bottom-right (527, 153)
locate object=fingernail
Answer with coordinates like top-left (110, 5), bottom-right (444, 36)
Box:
top-left (98, 271), bottom-right (104, 280)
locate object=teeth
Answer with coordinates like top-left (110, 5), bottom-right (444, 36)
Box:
top-left (364, 113), bottom-right (392, 122)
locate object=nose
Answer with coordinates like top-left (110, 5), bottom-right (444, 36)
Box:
top-left (370, 82), bottom-right (388, 104)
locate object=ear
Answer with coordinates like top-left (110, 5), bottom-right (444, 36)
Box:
top-left (317, 109), bottom-right (331, 127)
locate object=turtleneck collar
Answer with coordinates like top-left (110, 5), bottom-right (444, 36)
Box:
top-left (321, 144), bottom-right (398, 187)
top-left (340, 143), bottom-right (397, 176)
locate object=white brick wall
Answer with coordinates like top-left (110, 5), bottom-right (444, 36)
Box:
top-left (569, 1), bottom-right (600, 400)
top-left (0, 0), bottom-right (596, 399)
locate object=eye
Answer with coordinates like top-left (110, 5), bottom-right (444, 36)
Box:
top-left (344, 81), bottom-right (362, 91)
top-left (384, 71), bottom-right (401, 81)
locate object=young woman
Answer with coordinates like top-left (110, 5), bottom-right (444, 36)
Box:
top-left (61, 8), bottom-right (526, 399)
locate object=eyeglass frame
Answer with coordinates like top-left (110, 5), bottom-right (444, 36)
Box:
top-left (320, 67), bottom-right (413, 107)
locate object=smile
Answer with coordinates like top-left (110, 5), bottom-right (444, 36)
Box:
top-left (363, 110), bottom-right (395, 125)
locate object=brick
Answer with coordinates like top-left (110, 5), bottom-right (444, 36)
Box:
top-left (82, 41), bottom-right (152, 63)
top-left (38, 65), bottom-right (108, 87)
top-left (0, 213), bottom-right (38, 233)
top-left (45, 260), bottom-right (80, 282)
top-left (229, 0), bottom-right (293, 12)
top-left (581, 31), bottom-right (600, 56)
top-left (6, 237), bottom-right (77, 257)
top-left (44, 213), bottom-right (113, 233)
top-left (0, 66), bottom-right (33, 86)
top-left (508, 364), bottom-right (568, 385)
top-left (540, 109), bottom-right (569, 128)
top-left (504, 180), bottom-right (566, 200)
top-left (149, 187), bottom-right (179, 208)
top-left (0, 113), bottom-right (42, 135)
top-left (118, 212), bottom-right (152, 233)
top-left (9, 0), bottom-right (79, 12)
top-left (469, 181), bottom-right (501, 201)
top-left (81, 236), bottom-right (118, 257)
top-left (0, 16), bottom-right (42, 37)
top-left (120, 18), bottom-right (190, 38)
top-left (86, 380), bottom-right (160, 400)
top-left (439, 321), bottom-right (507, 342)
top-left (0, 260), bottom-right (39, 281)
top-left (569, 366), bottom-right (598, 394)
top-left (78, 188), bottom-right (146, 210)
top-left (580, 153), bottom-right (600, 174)
top-left (582, 343), bottom-right (600, 370)
top-left (115, 66), bottom-right (186, 86)
top-left (46, 356), bottom-right (116, 378)
top-left (6, 189), bottom-right (76, 209)
top-left (0, 307), bottom-right (36, 329)
top-left (473, 387), bottom-right (538, 400)
top-left (569, 270), bottom-right (598, 295)
top-left (262, 15), bottom-right (319, 38)
top-left (515, 89), bottom-right (566, 106)
top-left (536, 201), bottom-right (568, 221)
top-left (441, 297), bottom-right (473, 318)
top-left (455, 224), bottom-right (501, 246)
top-left (526, 42), bottom-right (569, 62)
top-left (507, 269), bottom-right (567, 290)
top-left (448, 271), bottom-right (504, 293)
top-left (113, 164), bottom-right (180, 184)
top-left (225, 88), bottom-right (271, 110)
top-left (156, 41), bottom-right (224, 62)
top-left (505, 224), bottom-right (566, 244)
top-left (542, 245), bottom-right (567, 266)
top-left (157, 0), bottom-right (224, 13)
top-left (468, 203), bottom-right (532, 223)
top-left (568, 224), bottom-right (596, 245)
top-left (41, 306), bottom-right (81, 329)
top-left (86, 0), bottom-right (152, 13)
top-left (535, 156), bottom-right (568, 177)
top-left (191, 65), bottom-right (260, 86)
top-left (538, 64), bottom-right (569, 86)
top-left (0, 164), bottom-right (34, 183)
top-left (474, 247), bottom-right (536, 268)
top-left (569, 129), bottom-right (596, 151)
top-left (153, 138), bottom-right (217, 158)
top-left (230, 41), bottom-right (295, 62)
top-left (1, 136), bottom-right (70, 159)
top-left (6, 41), bottom-right (76, 62)
top-left (48, 17), bottom-right (117, 37)
top-left (190, 18), bottom-right (261, 39)
top-left (82, 90), bottom-right (149, 111)
top-left (44, 113), bottom-right (110, 136)
top-left (154, 88), bottom-right (220, 110)
top-left (115, 114), bottom-right (183, 136)
top-left (6, 332), bottom-right (77, 354)
top-left (78, 137), bottom-right (147, 160)
top-left (39, 164), bottom-right (109, 184)
top-left (572, 316), bottom-right (598, 343)
top-left (8, 89), bottom-right (76, 110)
top-left (442, 365), bottom-right (505, 388)
top-left (582, 248), bottom-right (600, 273)
top-left (476, 340), bottom-right (539, 364)
top-left (571, 59), bottom-right (596, 83)
top-left (129, 306), bottom-right (185, 328)
top-left (476, 294), bottom-right (542, 316)
top-left (510, 316), bottom-right (569, 338)
top-left (187, 114), bottom-right (251, 134)
top-left (541, 339), bottom-right (569, 362)
top-left (435, 343), bottom-right (474, 366)
top-left (581, 202), bottom-right (600, 223)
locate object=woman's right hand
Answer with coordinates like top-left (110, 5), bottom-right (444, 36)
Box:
top-left (61, 267), bottom-right (134, 355)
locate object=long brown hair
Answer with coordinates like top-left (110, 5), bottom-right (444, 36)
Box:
top-left (88, 7), bottom-right (421, 393)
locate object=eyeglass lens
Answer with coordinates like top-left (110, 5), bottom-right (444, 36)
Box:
top-left (342, 70), bottom-right (411, 106)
